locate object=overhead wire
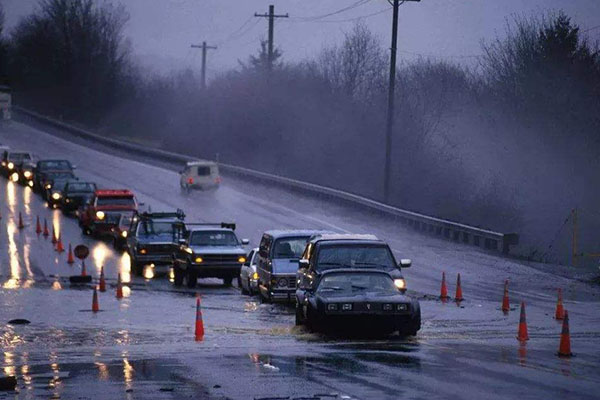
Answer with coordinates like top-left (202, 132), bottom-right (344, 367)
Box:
top-left (290, 0), bottom-right (373, 22)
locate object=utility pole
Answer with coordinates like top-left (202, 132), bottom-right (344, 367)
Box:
top-left (254, 4), bottom-right (289, 71)
top-left (383, 0), bottom-right (420, 203)
top-left (191, 41), bottom-right (217, 89)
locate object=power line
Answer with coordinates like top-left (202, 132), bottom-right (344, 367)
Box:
top-left (289, 6), bottom-right (391, 24)
top-left (290, 0), bottom-right (373, 22)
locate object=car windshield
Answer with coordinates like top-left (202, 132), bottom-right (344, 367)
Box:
top-left (317, 272), bottom-right (397, 294)
top-left (67, 183), bottom-right (95, 192)
top-left (316, 244), bottom-right (396, 270)
top-left (47, 172), bottom-right (75, 180)
top-left (137, 221), bottom-right (174, 238)
top-left (40, 160), bottom-right (71, 170)
top-left (8, 153), bottom-right (31, 162)
top-left (189, 230), bottom-right (239, 246)
top-left (96, 196), bottom-right (135, 206)
top-left (272, 237), bottom-right (309, 259)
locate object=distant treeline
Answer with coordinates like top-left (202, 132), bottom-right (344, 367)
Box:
top-left (2, 0), bottom-right (600, 260)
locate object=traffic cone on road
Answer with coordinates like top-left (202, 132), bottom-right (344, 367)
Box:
top-left (56, 233), bottom-right (64, 252)
top-left (116, 273), bottom-right (123, 299)
top-left (558, 310), bottom-right (572, 357)
top-left (195, 297), bottom-right (204, 341)
top-left (43, 219), bottom-right (49, 237)
top-left (35, 216), bottom-right (42, 235)
top-left (517, 302), bottom-right (529, 342)
top-left (502, 280), bottom-right (510, 313)
top-left (81, 260), bottom-right (87, 277)
top-left (92, 286), bottom-right (100, 313)
top-left (51, 226), bottom-right (57, 244)
top-left (555, 288), bottom-right (565, 321)
top-left (99, 266), bottom-right (106, 292)
top-left (440, 272), bottom-right (449, 300)
top-left (18, 212), bottom-right (24, 229)
top-left (67, 244), bottom-right (75, 264)
top-left (455, 273), bottom-right (464, 302)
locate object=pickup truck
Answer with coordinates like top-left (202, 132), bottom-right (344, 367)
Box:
top-left (79, 189), bottom-right (138, 237)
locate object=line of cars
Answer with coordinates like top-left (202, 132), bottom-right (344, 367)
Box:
top-left (1, 146), bottom-right (420, 335)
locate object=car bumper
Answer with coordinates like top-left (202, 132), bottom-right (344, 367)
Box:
top-left (135, 254), bottom-right (173, 265)
top-left (318, 314), bottom-right (414, 332)
top-left (190, 263), bottom-right (241, 278)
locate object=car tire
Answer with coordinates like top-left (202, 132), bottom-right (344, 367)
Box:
top-left (133, 261), bottom-right (144, 277)
top-left (239, 277), bottom-right (249, 295)
top-left (247, 279), bottom-right (254, 295)
top-left (173, 264), bottom-right (184, 287)
top-left (186, 268), bottom-right (197, 288)
top-left (295, 303), bottom-right (304, 326)
top-left (399, 304), bottom-right (421, 337)
top-left (223, 276), bottom-right (233, 287)
top-left (305, 305), bottom-right (318, 332)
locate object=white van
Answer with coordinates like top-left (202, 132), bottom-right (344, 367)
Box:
top-left (179, 160), bottom-right (221, 191)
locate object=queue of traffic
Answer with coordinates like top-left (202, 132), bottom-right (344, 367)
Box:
top-left (1, 146), bottom-right (420, 335)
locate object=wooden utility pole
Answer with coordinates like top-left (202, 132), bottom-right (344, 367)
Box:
top-left (254, 5), bottom-right (289, 71)
top-left (191, 41), bottom-right (217, 89)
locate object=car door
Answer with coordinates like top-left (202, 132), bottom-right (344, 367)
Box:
top-left (240, 249), bottom-right (254, 281)
top-left (257, 234), bottom-right (272, 288)
top-left (172, 223), bottom-right (190, 266)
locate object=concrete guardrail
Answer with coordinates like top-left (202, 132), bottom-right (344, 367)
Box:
top-left (13, 106), bottom-right (519, 255)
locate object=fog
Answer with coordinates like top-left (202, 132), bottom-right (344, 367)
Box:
top-left (2, 1), bottom-right (600, 266)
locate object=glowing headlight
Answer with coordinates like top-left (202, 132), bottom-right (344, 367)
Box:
top-left (121, 230), bottom-right (128, 238)
top-left (7, 162), bottom-right (14, 170)
top-left (252, 272), bottom-right (259, 280)
top-left (95, 211), bottom-right (105, 220)
top-left (51, 192), bottom-right (61, 200)
top-left (27, 181), bottom-right (34, 187)
top-left (238, 256), bottom-right (246, 263)
top-left (394, 279), bottom-right (406, 290)
top-left (45, 184), bottom-right (52, 190)
top-left (139, 248), bottom-right (147, 255)
top-left (10, 172), bottom-right (19, 182)
top-left (194, 257), bottom-right (203, 263)
top-left (24, 171), bottom-right (32, 179)
top-left (184, 247), bottom-right (193, 254)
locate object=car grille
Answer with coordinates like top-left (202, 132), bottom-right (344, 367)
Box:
top-left (273, 275), bottom-right (296, 289)
top-left (103, 213), bottom-right (121, 225)
top-left (145, 244), bottom-right (173, 254)
top-left (200, 254), bottom-right (240, 263)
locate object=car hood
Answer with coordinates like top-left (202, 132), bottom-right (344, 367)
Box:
top-left (316, 291), bottom-right (410, 302)
top-left (190, 246), bottom-right (246, 255)
top-left (137, 234), bottom-right (174, 245)
top-left (272, 258), bottom-right (301, 274)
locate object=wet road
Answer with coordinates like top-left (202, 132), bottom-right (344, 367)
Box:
top-left (0, 120), bottom-right (599, 399)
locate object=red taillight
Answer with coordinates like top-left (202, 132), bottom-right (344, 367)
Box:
top-left (215, 176), bottom-right (222, 184)
top-left (188, 177), bottom-right (194, 184)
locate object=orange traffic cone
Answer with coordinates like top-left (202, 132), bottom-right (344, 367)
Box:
top-left (92, 286), bottom-right (100, 313)
top-left (455, 273), bottom-right (463, 302)
top-left (35, 216), bottom-right (42, 235)
top-left (99, 266), bottom-right (106, 292)
top-left (18, 212), bottom-right (24, 229)
top-left (558, 310), bottom-right (572, 357)
top-left (43, 219), bottom-right (49, 237)
top-left (555, 288), bottom-right (565, 321)
top-left (56, 233), bottom-right (64, 252)
top-left (116, 273), bottom-right (123, 299)
top-left (51, 226), bottom-right (57, 244)
top-left (440, 272), bottom-right (449, 300)
top-left (67, 244), bottom-right (75, 264)
top-left (195, 297), bottom-right (204, 341)
top-left (81, 260), bottom-right (87, 277)
top-left (502, 280), bottom-right (510, 313)
top-left (517, 302), bottom-right (529, 342)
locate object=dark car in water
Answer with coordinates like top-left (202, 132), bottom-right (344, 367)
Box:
top-left (60, 181), bottom-right (97, 214)
top-left (41, 171), bottom-right (77, 201)
top-left (126, 210), bottom-right (185, 276)
top-left (1, 151), bottom-right (34, 180)
top-left (295, 269), bottom-right (421, 336)
top-left (256, 230), bottom-right (330, 303)
top-left (33, 159), bottom-right (75, 191)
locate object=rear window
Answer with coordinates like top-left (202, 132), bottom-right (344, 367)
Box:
top-left (40, 160), bottom-right (71, 170)
top-left (8, 153), bottom-right (31, 162)
top-left (197, 166), bottom-right (211, 176)
top-left (96, 196), bottom-right (135, 206)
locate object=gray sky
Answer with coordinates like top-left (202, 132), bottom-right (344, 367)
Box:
top-left (3, 0), bottom-right (600, 76)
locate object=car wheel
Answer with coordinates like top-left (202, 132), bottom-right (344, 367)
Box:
top-left (133, 261), bottom-right (144, 277)
top-left (305, 305), bottom-right (318, 332)
top-left (400, 304), bottom-right (421, 337)
top-left (173, 264), bottom-right (184, 287)
top-left (295, 302), bottom-right (304, 326)
top-left (247, 279), bottom-right (254, 295)
top-left (186, 268), bottom-right (197, 288)
top-left (223, 276), bottom-right (233, 286)
top-left (239, 277), bottom-right (249, 295)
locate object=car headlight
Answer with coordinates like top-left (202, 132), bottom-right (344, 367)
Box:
top-left (27, 181), bottom-right (34, 187)
top-left (194, 256), bottom-right (203, 263)
top-left (10, 172), bottom-right (19, 182)
top-left (24, 171), bottom-right (32, 179)
top-left (394, 279), bottom-right (406, 290)
top-left (277, 278), bottom-right (288, 287)
top-left (7, 162), bottom-right (14, 170)
top-left (238, 256), bottom-right (246, 263)
top-left (95, 211), bottom-right (105, 220)
top-left (184, 247), bottom-right (193, 254)
top-left (383, 303), bottom-right (393, 311)
top-left (342, 303), bottom-right (353, 311)
top-left (51, 192), bottom-right (61, 200)
top-left (139, 248), bottom-right (147, 255)
top-left (45, 183), bottom-right (52, 190)
top-left (327, 304), bottom-right (338, 311)
top-left (397, 304), bottom-right (408, 311)
top-left (252, 272), bottom-right (259, 280)
top-left (121, 230), bottom-right (128, 238)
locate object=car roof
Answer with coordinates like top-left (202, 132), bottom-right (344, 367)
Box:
top-left (186, 160), bottom-right (217, 167)
top-left (38, 159), bottom-right (70, 163)
top-left (263, 230), bottom-right (331, 239)
top-left (310, 233), bottom-right (381, 244)
top-left (95, 189), bottom-right (134, 196)
top-left (188, 227), bottom-right (234, 233)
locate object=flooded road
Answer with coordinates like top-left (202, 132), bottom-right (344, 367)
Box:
top-left (0, 120), bottom-right (599, 399)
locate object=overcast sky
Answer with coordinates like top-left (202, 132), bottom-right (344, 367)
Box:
top-left (3, 0), bottom-right (600, 76)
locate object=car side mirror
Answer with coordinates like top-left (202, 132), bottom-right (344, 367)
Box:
top-left (399, 259), bottom-right (412, 268)
top-left (241, 239), bottom-right (250, 245)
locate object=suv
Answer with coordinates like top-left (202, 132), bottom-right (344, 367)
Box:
top-left (296, 234), bottom-right (412, 294)
top-left (126, 210), bottom-right (185, 276)
top-left (61, 181), bottom-right (97, 214)
top-left (79, 189), bottom-right (138, 236)
top-left (256, 230), bottom-right (329, 303)
top-left (33, 159), bottom-right (75, 191)
top-left (172, 223), bottom-right (249, 287)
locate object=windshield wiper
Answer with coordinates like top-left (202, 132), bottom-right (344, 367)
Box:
top-left (351, 285), bottom-right (368, 290)
top-left (354, 262), bottom-right (391, 268)
top-left (320, 286), bottom-right (343, 291)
